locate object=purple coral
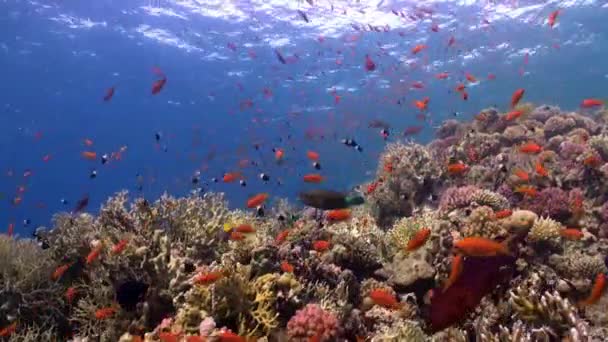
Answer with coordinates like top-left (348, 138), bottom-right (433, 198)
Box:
top-left (544, 116), bottom-right (576, 138)
top-left (287, 304), bottom-right (339, 341)
top-left (559, 141), bottom-right (586, 160)
top-left (522, 187), bottom-right (571, 222)
top-left (438, 186), bottom-right (480, 213)
top-left (529, 105), bottom-right (561, 123)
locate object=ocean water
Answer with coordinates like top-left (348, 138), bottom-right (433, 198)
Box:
top-left (1, 0), bottom-right (608, 236)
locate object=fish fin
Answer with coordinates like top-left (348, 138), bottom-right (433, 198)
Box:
top-left (345, 195), bottom-right (365, 206)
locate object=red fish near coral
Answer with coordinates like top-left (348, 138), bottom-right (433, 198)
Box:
top-left (581, 98), bottom-right (604, 108)
top-left (303, 174), bottom-right (324, 183)
top-left (411, 44), bottom-right (427, 54)
top-left (579, 273), bottom-right (606, 306)
top-left (560, 228), bottom-right (584, 240)
top-left (511, 88), bottom-right (525, 108)
top-left (519, 142), bottom-right (542, 154)
top-left (454, 237), bottom-right (509, 257)
top-left (535, 161), bottom-right (548, 177)
top-left (111, 239), bottom-right (129, 255)
top-left (326, 209), bottom-right (350, 221)
top-left (52, 263), bottom-right (71, 281)
top-left (494, 209), bottom-right (513, 219)
top-left (246, 193), bottom-right (269, 208)
top-left (447, 162), bottom-right (468, 175)
top-left (369, 289), bottom-right (402, 310)
top-left (230, 231), bottom-right (245, 241)
top-left (414, 97), bottom-right (430, 111)
top-left (407, 228), bottom-right (431, 251)
top-left (275, 229), bottom-right (290, 245)
top-left (86, 245), bottom-right (103, 265)
top-left (0, 322), bottom-right (17, 337)
top-left (548, 10), bottom-right (560, 28)
top-left (194, 271), bottom-right (223, 285)
top-left (514, 185), bottom-right (537, 197)
top-left (513, 168), bottom-right (529, 182)
top-left (280, 260), bottom-right (294, 273)
top-left (235, 224), bottom-right (255, 234)
top-left (217, 330), bottom-right (250, 342)
top-left (65, 286), bottom-right (77, 304)
top-left (223, 172), bottom-right (241, 183)
top-left (504, 110), bottom-right (523, 121)
top-left (95, 306), bottom-right (116, 320)
top-left (312, 240), bottom-right (331, 252)
top-left (443, 254), bottom-right (464, 292)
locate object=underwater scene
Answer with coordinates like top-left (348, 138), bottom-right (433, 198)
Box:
top-left (3, 0), bottom-right (608, 340)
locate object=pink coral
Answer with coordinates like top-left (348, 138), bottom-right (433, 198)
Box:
top-left (438, 186), bottom-right (480, 214)
top-left (287, 304), bottom-right (339, 341)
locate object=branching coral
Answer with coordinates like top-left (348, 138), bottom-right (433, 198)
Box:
top-left (463, 206), bottom-right (506, 239)
top-left (527, 217), bottom-right (562, 243)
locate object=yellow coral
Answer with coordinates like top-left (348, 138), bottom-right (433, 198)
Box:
top-left (388, 213), bottom-right (435, 251)
top-left (527, 216), bottom-right (561, 243)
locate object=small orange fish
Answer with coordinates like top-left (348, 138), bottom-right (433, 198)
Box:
top-left (86, 245), bottom-right (103, 265)
top-left (84, 138), bottom-right (94, 146)
top-left (111, 239), bottom-right (129, 255)
top-left (455, 83), bottom-right (466, 92)
top-left (312, 240), bottom-right (331, 252)
top-left (535, 161), bottom-right (548, 177)
top-left (235, 224), bottom-right (255, 233)
top-left (230, 231), bottom-right (245, 241)
top-left (454, 237), bottom-right (509, 257)
top-left (94, 306), bottom-right (116, 320)
top-left (443, 254), bottom-right (464, 292)
top-left (65, 286), bottom-right (77, 304)
top-left (513, 168), bottom-right (529, 181)
top-left (560, 228), bottom-right (584, 240)
top-left (307, 151), bottom-right (320, 161)
top-left (369, 288), bottom-right (402, 309)
top-left (548, 10), bottom-right (560, 28)
top-left (383, 162), bottom-right (393, 173)
top-left (435, 72), bottom-right (449, 79)
top-left (52, 263), bottom-right (71, 281)
top-left (447, 162), bottom-right (468, 175)
top-left (519, 142), bottom-right (542, 154)
top-left (465, 73), bottom-right (477, 83)
top-left (494, 209), bottom-right (513, 219)
top-left (303, 174), bottom-right (324, 183)
top-left (583, 155), bottom-right (602, 167)
top-left (411, 44), bottom-right (427, 54)
top-left (246, 193), bottom-right (269, 208)
top-left (194, 271), bottom-right (223, 285)
top-left (223, 172), bottom-right (241, 183)
top-left (579, 273), bottom-right (606, 306)
top-left (275, 229), bottom-right (290, 244)
top-left (407, 228), bottom-right (431, 251)
top-left (280, 260), bottom-right (294, 273)
top-left (511, 88), bottom-right (525, 108)
top-left (581, 98), bottom-right (604, 108)
top-left (274, 148), bottom-right (285, 161)
top-left (0, 322), bottom-right (17, 337)
top-left (366, 181), bottom-right (380, 194)
top-left (326, 209), bottom-right (351, 221)
top-left (81, 151), bottom-right (97, 160)
top-left (514, 185), bottom-right (537, 197)
top-left (151, 77), bottom-right (167, 95)
top-left (504, 110), bottom-right (523, 121)
top-left (414, 96), bottom-right (430, 111)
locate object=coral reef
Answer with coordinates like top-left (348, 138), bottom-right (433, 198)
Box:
top-left (4, 103), bottom-right (608, 341)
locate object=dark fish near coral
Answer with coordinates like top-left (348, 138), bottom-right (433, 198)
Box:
top-left (73, 194), bottom-right (89, 213)
top-left (298, 189), bottom-right (364, 210)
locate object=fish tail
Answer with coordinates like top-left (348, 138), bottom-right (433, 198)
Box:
top-left (345, 195), bottom-right (365, 206)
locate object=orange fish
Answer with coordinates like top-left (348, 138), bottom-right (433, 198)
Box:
top-left (414, 97), bottom-right (430, 111)
top-left (504, 110), bottom-right (523, 121)
top-left (94, 307), bottom-right (116, 320)
top-left (513, 168), bottom-right (529, 181)
top-left (84, 138), bottom-right (94, 146)
top-left (454, 237), bottom-right (509, 257)
top-left (548, 10), bottom-right (560, 28)
top-left (303, 174), bottom-right (324, 183)
top-left (447, 162), bottom-right (468, 175)
top-left (65, 286), bottom-right (77, 304)
top-left (274, 148), bottom-right (285, 162)
top-left (579, 273), bottom-right (606, 306)
top-left (560, 228), bottom-right (584, 240)
top-left (0, 322), bottom-right (17, 337)
top-left (86, 245), bottom-right (103, 265)
top-left (366, 181), bottom-right (380, 194)
top-left (111, 239), bottom-right (129, 255)
top-left (312, 240), bottom-right (331, 252)
top-left (151, 77), bottom-right (167, 95)
top-left (494, 209), bottom-right (513, 219)
top-left (275, 229), bottom-right (290, 244)
top-left (514, 185), bottom-right (537, 197)
top-left (407, 228), bottom-right (431, 251)
top-left (230, 231), bottom-right (245, 241)
top-left (535, 161), bottom-right (548, 177)
top-left (435, 72), bottom-right (449, 79)
top-left (81, 151), bottom-right (97, 160)
top-left (369, 288), bottom-right (402, 309)
top-left (306, 151), bottom-right (320, 161)
top-left (583, 155), bottom-right (602, 167)
top-left (411, 44), bottom-right (427, 54)
top-left (246, 193), bottom-right (269, 208)
top-left (280, 260), bottom-right (294, 273)
top-left (194, 271), bottom-right (223, 285)
top-left (511, 88), bottom-right (525, 108)
top-left (455, 83), bottom-right (466, 92)
top-left (52, 263), bottom-right (71, 281)
top-left (443, 254), bottom-right (464, 292)
top-left (235, 224), bottom-right (255, 233)
top-left (519, 142), bottom-right (542, 154)
top-left (465, 73), bottom-right (477, 83)
top-left (223, 172), bottom-right (241, 183)
top-left (326, 209), bottom-right (350, 221)
top-left (581, 98), bottom-right (604, 108)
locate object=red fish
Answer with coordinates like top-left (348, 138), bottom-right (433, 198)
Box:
top-left (65, 286), bottom-right (77, 304)
top-left (513, 168), bottom-right (529, 181)
top-left (280, 260), bottom-right (294, 273)
top-left (82, 151), bottom-right (97, 160)
top-left (312, 240), bottom-right (331, 252)
top-left (195, 271), bottom-right (223, 285)
top-left (548, 10), bottom-right (560, 28)
top-left (504, 110), bottom-right (523, 121)
top-left (0, 322), bottom-right (17, 337)
top-left (407, 228), bottom-right (431, 251)
top-left (519, 142), bottom-right (542, 154)
top-left (461, 91), bottom-right (468, 101)
top-left (435, 72), bottom-right (449, 80)
top-left (86, 245), bottom-right (103, 265)
top-left (581, 99), bottom-right (604, 108)
top-left (579, 273), bottom-right (606, 306)
top-left (403, 125), bottom-right (424, 136)
top-left (511, 88), bottom-right (525, 108)
top-left (52, 263), bottom-right (71, 280)
top-left (465, 73), bottom-right (477, 83)
top-left (364, 55), bottom-right (376, 71)
top-left (7, 223), bottom-right (14, 237)
top-left (235, 224), bottom-right (255, 233)
top-left (326, 209), bottom-right (350, 221)
top-left (454, 237), bottom-right (509, 257)
top-left (103, 87), bottom-right (115, 101)
top-left (303, 174), bottom-right (324, 183)
top-left (217, 331), bottom-right (248, 342)
top-left (306, 151), bottom-right (319, 161)
top-left (455, 83), bottom-right (466, 92)
top-left (494, 209), bottom-right (513, 219)
top-left (411, 81), bottom-right (425, 89)
top-left (151, 67), bottom-right (167, 95)
top-left (275, 229), bottom-right (290, 244)
top-left (223, 172), bottom-right (241, 183)
top-left (560, 228), bottom-right (583, 240)
top-left (111, 239), bottom-right (129, 255)
top-left (447, 162), bottom-right (468, 175)
top-left (246, 193), bottom-right (269, 208)
top-left (535, 161), bottom-right (548, 177)
top-left (369, 289), bottom-right (402, 309)
top-left (230, 231), bottom-right (245, 241)
top-left (414, 97), bottom-right (430, 111)
top-left (443, 254), bottom-right (463, 292)
top-left (94, 306), bottom-right (116, 320)
top-left (412, 44), bottom-right (427, 54)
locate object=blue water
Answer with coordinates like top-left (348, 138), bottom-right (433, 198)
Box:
top-left (1, 0), bottom-right (608, 236)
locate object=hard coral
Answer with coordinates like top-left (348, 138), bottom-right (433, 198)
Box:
top-left (286, 304), bottom-right (339, 341)
top-left (527, 217), bottom-right (562, 243)
top-left (522, 187), bottom-right (571, 222)
top-left (438, 186), bottom-right (479, 215)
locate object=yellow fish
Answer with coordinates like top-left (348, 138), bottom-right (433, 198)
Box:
top-left (223, 222), bottom-right (233, 232)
